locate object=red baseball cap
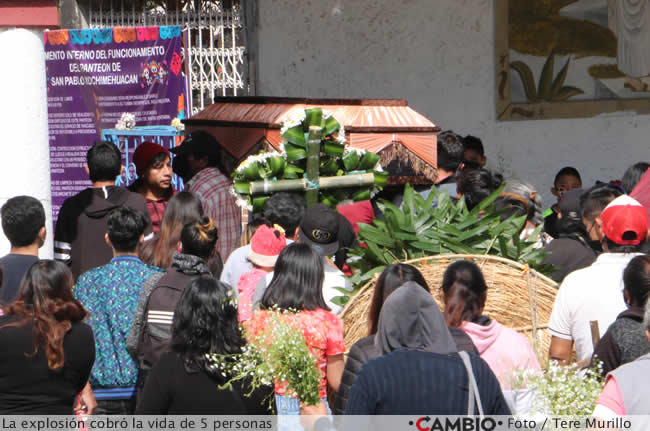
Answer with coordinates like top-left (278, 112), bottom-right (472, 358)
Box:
top-left (601, 195), bottom-right (649, 246)
top-left (133, 142), bottom-right (170, 176)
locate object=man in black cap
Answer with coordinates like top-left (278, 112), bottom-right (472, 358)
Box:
top-left (170, 131), bottom-right (241, 260)
top-left (252, 203), bottom-right (353, 314)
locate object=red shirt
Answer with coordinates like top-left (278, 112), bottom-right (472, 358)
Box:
top-left (337, 200), bottom-right (375, 235)
top-left (246, 308), bottom-right (345, 398)
top-left (146, 196), bottom-right (171, 235)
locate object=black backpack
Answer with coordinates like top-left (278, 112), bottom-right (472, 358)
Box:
top-left (136, 270), bottom-right (194, 370)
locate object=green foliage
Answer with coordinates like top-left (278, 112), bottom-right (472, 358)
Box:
top-left (232, 108), bottom-right (386, 211)
top-left (511, 52), bottom-right (584, 103)
top-left (208, 310), bottom-right (322, 408)
top-left (338, 185), bottom-right (553, 305)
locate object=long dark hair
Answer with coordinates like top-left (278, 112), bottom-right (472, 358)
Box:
top-left (368, 263), bottom-right (429, 335)
top-left (260, 243), bottom-right (328, 312)
top-left (624, 255), bottom-right (650, 307)
top-left (170, 275), bottom-right (244, 377)
top-left (140, 191), bottom-right (204, 268)
top-left (622, 162), bottom-right (650, 194)
top-left (2, 260), bottom-right (87, 370)
top-left (456, 168), bottom-right (503, 211)
top-left (440, 260), bottom-right (488, 327)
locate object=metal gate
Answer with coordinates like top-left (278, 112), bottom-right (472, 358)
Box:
top-left (87, 0), bottom-right (249, 113)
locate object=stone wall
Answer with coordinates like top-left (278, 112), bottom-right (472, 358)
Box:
top-left (254, 0), bottom-right (650, 206)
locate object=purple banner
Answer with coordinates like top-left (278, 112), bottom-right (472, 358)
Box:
top-left (44, 26), bottom-right (187, 220)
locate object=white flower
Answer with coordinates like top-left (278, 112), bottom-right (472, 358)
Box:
top-left (344, 147), bottom-right (365, 157)
top-left (280, 118), bottom-right (302, 136)
top-left (295, 109), bottom-right (306, 122)
top-left (322, 109), bottom-right (332, 120)
top-left (229, 186), bottom-right (253, 211)
top-left (256, 151), bottom-right (282, 162)
top-left (339, 199), bottom-right (355, 207)
top-left (510, 360), bottom-right (603, 415)
top-left (235, 155), bottom-right (257, 173)
top-left (123, 113), bottom-right (135, 129)
top-left (336, 125), bottom-right (346, 144)
top-left (116, 112), bottom-right (135, 130)
top-left (171, 117), bottom-right (184, 132)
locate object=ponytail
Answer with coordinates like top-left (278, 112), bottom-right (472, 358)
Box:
top-left (440, 260), bottom-right (488, 327)
top-left (442, 280), bottom-right (483, 327)
top-left (180, 217), bottom-right (219, 259)
top-left (196, 217), bottom-right (217, 241)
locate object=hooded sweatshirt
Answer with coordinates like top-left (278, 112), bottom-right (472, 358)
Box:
top-left (345, 282), bottom-right (510, 415)
top-left (374, 281), bottom-right (457, 354)
top-left (333, 285), bottom-right (478, 414)
top-left (460, 317), bottom-right (541, 390)
top-left (54, 186), bottom-right (152, 280)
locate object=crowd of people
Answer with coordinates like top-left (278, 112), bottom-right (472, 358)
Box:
top-left (0, 129), bottom-right (649, 420)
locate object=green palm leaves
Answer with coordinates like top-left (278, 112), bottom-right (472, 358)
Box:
top-left (231, 108), bottom-right (386, 211)
top-left (339, 185), bottom-right (553, 304)
top-left (511, 52), bottom-right (584, 103)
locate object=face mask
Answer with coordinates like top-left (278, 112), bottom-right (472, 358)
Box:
top-left (587, 239), bottom-right (603, 253)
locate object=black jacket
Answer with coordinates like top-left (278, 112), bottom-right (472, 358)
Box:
top-left (127, 253), bottom-right (211, 370)
top-left (54, 186), bottom-right (152, 280)
top-left (333, 327), bottom-right (478, 414)
top-left (542, 234), bottom-right (597, 283)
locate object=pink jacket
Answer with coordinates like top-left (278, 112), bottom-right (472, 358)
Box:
top-left (461, 319), bottom-right (541, 390)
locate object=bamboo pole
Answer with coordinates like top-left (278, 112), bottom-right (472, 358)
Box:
top-left (249, 173), bottom-right (376, 195)
top-left (305, 126), bottom-right (322, 207)
top-left (249, 178), bottom-right (306, 194)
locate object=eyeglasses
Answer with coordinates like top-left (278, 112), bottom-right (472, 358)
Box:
top-left (462, 160), bottom-right (481, 170)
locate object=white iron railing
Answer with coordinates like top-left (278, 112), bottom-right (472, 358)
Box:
top-left (87, 0), bottom-right (248, 113)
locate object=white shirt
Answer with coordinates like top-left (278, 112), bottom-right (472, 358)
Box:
top-left (220, 244), bottom-right (252, 294)
top-left (548, 253), bottom-right (642, 362)
top-left (251, 257), bottom-right (352, 314)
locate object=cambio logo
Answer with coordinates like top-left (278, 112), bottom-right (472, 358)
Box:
top-left (409, 416), bottom-right (498, 431)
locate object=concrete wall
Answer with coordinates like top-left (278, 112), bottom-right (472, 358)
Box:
top-left (0, 28), bottom-right (53, 257)
top-left (254, 0), bottom-right (650, 207)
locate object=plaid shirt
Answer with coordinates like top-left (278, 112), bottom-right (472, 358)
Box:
top-left (188, 167), bottom-right (241, 260)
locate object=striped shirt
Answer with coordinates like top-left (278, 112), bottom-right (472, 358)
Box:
top-left (345, 350), bottom-right (510, 415)
top-left (188, 167), bottom-right (241, 260)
